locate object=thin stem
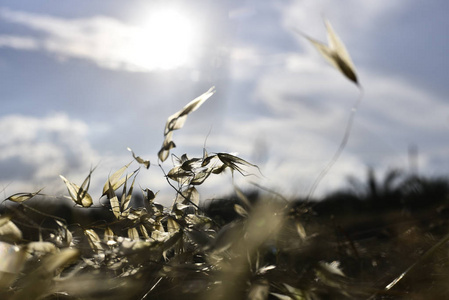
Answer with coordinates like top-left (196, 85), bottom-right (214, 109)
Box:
top-left (307, 85), bottom-right (364, 200)
top-left (367, 232), bottom-right (449, 299)
top-left (157, 161), bottom-right (200, 210)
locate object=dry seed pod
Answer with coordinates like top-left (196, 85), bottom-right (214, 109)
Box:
top-left (299, 19), bottom-right (358, 85)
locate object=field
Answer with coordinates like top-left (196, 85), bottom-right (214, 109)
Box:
top-left (1, 168), bottom-right (449, 299)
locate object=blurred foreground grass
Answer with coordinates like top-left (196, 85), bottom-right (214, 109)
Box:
top-left (1, 167), bottom-right (448, 300)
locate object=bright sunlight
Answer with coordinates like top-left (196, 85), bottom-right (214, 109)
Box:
top-left (127, 8), bottom-right (198, 71)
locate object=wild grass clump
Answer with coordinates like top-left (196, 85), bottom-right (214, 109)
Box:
top-left (0, 87), bottom-right (326, 300)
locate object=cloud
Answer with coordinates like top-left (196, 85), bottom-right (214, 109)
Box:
top-left (280, 0), bottom-right (404, 39)
top-left (0, 112), bottom-right (223, 204)
top-left (0, 35), bottom-right (38, 50)
top-left (237, 51), bottom-right (449, 196)
top-left (252, 50), bottom-right (449, 135)
top-left (196, 115), bottom-right (367, 198)
top-left (228, 47), bottom-right (263, 81)
top-left (0, 7), bottom-right (201, 72)
top-left (0, 113), bottom-right (100, 194)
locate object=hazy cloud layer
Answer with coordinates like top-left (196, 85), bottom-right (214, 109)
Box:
top-left (0, 1), bottom-right (448, 201)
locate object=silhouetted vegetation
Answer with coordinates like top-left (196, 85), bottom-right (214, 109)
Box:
top-left (2, 168), bottom-right (449, 299)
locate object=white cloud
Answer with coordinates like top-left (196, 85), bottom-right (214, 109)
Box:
top-left (228, 46), bottom-right (287, 81)
top-left (361, 75), bottom-right (449, 131)
top-left (228, 47), bottom-right (262, 81)
top-left (0, 113), bottom-right (99, 194)
top-left (0, 112), bottom-right (220, 205)
top-left (0, 7), bottom-right (201, 72)
top-left (0, 35), bottom-right (38, 50)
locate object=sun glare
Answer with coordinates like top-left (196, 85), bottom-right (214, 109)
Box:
top-left (128, 8), bottom-right (197, 71)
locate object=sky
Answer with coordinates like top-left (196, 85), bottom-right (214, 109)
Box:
top-left (0, 0), bottom-right (448, 204)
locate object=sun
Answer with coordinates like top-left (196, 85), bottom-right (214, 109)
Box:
top-left (128, 8), bottom-right (198, 71)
